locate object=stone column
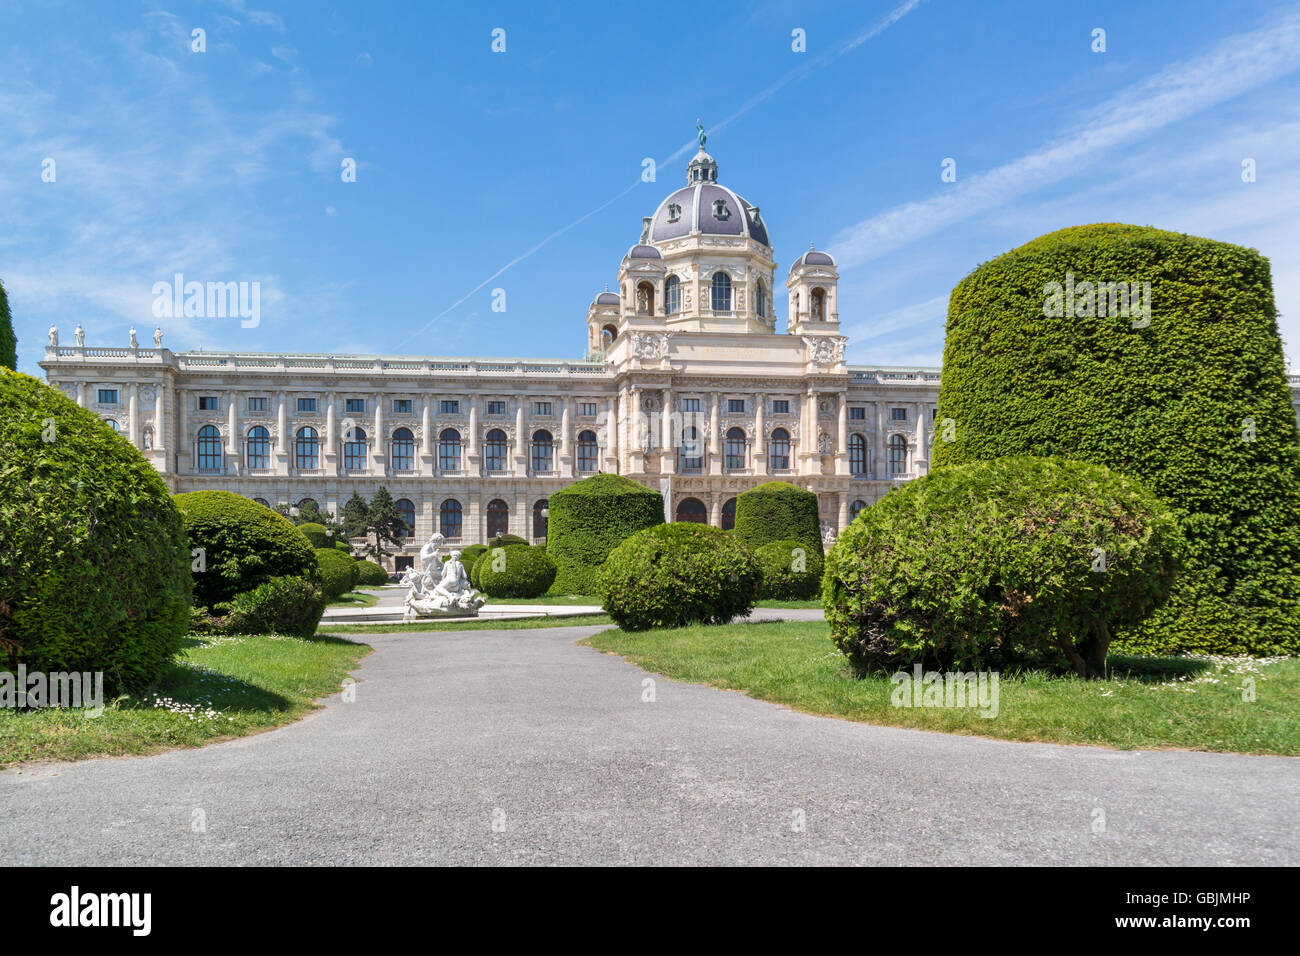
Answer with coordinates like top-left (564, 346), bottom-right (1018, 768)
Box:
top-left (836, 394), bottom-right (849, 476)
top-left (874, 401), bottom-right (885, 479)
top-left (372, 394), bottom-right (385, 476)
top-left (227, 393), bottom-right (239, 474)
top-left (560, 397), bottom-right (573, 477)
top-left (660, 388), bottom-right (674, 474)
top-left (468, 397), bottom-right (479, 455)
top-left (752, 393), bottom-right (766, 475)
top-left (709, 495), bottom-right (721, 527)
top-left (276, 392), bottom-right (289, 475)
top-left (914, 402), bottom-right (928, 476)
top-left (605, 394), bottom-right (619, 472)
top-left (837, 494), bottom-right (849, 534)
top-left (154, 380), bottom-right (166, 452)
top-left (515, 399), bottom-right (527, 475)
top-left (76, 382), bottom-right (88, 408)
top-left (128, 384), bottom-right (140, 448)
top-left (325, 395), bottom-right (337, 456)
top-left (629, 387), bottom-right (644, 473)
top-left (708, 391), bottom-right (721, 475)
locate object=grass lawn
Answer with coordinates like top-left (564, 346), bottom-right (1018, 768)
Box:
top-left (510, 594), bottom-right (603, 605)
top-left (0, 633), bottom-right (371, 767)
top-left (328, 589), bottom-right (379, 607)
top-left (321, 613), bottom-right (613, 634)
top-left (582, 620), bottom-right (1300, 755)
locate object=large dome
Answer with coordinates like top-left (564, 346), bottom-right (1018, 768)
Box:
top-left (646, 147), bottom-right (770, 247)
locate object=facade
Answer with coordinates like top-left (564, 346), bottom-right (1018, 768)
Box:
top-left (40, 142), bottom-right (1300, 570)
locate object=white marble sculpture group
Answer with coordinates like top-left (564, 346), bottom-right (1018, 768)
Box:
top-left (400, 532), bottom-right (487, 620)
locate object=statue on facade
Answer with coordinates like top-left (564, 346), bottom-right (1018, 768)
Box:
top-left (154, 326), bottom-right (163, 348)
top-left (129, 326), bottom-right (138, 349)
top-left (401, 532), bottom-right (486, 620)
top-left (74, 324), bottom-right (85, 346)
top-left (696, 118), bottom-right (707, 149)
top-left (48, 325), bottom-right (58, 347)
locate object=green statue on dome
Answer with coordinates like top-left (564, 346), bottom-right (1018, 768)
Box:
top-left (696, 118), bottom-right (706, 149)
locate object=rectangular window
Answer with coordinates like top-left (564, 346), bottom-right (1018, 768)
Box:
top-left (849, 406), bottom-right (866, 420)
top-left (891, 407), bottom-right (908, 421)
top-left (440, 400), bottom-right (459, 415)
top-left (579, 402), bottom-right (598, 417)
top-left (97, 389), bottom-right (119, 405)
top-left (772, 400), bottom-right (789, 414)
top-left (392, 399), bottom-right (412, 414)
top-left (534, 401), bottom-right (552, 416)
top-left (248, 396), bottom-right (267, 413)
top-left (297, 398), bottom-right (317, 413)
top-left (198, 396), bottom-right (219, 411)
top-left (681, 398), bottom-right (701, 413)
top-left (487, 400), bottom-right (506, 416)
top-left (345, 398), bottom-right (365, 414)
top-left (727, 398), bottom-right (746, 414)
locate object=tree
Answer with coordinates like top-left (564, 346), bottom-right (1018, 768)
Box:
top-left (340, 492), bottom-right (370, 540)
top-left (0, 279), bottom-right (16, 370)
top-left (360, 486), bottom-right (407, 560)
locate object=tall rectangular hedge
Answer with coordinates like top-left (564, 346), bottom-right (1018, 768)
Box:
top-left (931, 224), bottom-right (1300, 655)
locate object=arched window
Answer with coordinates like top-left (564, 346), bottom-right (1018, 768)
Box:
top-left (484, 428), bottom-right (508, 472)
top-left (721, 497), bottom-right (737, 531)
top-left (725, 426), bottom-right (746, 470)
top-left (533, 499), bottom-right (549, 539)
top-left (104, 418), bottom-right (121, 432)
top-left (600, 325), bottom-right (617, 350)
top-left (636, 281), bottom-right (655, 315)
top-left (888, 434), bottom-right (908, 476)
top-left (395, 498), bottom-right (416, 539)
top-left (676, 497), bottom-right (708, 523)
top-left (297, 498), bottom-right (317, 513)
top-left (849, 433), bottom-right (867, 476)
top-left (755, 279), bottom-right (767, 318)
top-left (711, 271), bottom-right (732, 311)
top-left (664, 275), bottom-right (681, 315)
top-left (769, 427), bottom-right (791, 470)
top-left (577, 430), bottom-right (598, 473)
top-left (487, 499), bottom-right (510, 539)
top-left (246, 425), bottom-right (270, 469)
top-left (343, 426), bottom-right (367, 471)
top-left (679, 426), bottom-right (702, 472)
top-left (811, 287), bottom-right (826, 321)
top-left (439, 499), bottom-right (463, 538)
top-left (439, 428), bottom-right (462, 472)
top-left (531, 429), bottom-right (554, 473)
top-left (295, 426), bottom-right (319, 470)
top-left (197, 424), bottom-right (223, 472)
top-left (391, 427), bottom-right (415, 471)
top-left (252, 497), bottom-right (271, 509)
top-left (849, 499), bottom-right (868, 522)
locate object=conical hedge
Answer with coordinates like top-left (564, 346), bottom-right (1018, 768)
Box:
top-left (932, 224), bottom-right (1300, 655)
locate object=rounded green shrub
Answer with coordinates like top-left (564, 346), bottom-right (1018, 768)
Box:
top-left (354, 559), bottom-right (389, 586)
top-left (823, 457), bottom-right (1184, 677)
top-left (0, 369), bottom-right (191, 690)
top-left (754, 539), bottom-right (825, 600)
top-left (174, 490), bottom-right (318, 608)
top-left (932, 224), bottom-right (1300, 656)
top-left (222, 576), bottom-right (325, 637)
top-left (474, 545), bottom-right (557, 598)
top-left (599, 523), bottom-right (761, 631)
top-left (546, 474), bottom-right (664, 594)
top-left (733, 481), bottom-right (824, 560)
top-left (459, 543), bottom-right (488, 572)
top-left (314, 547), bottom-right (358, 598)
top-left (487, 534), bottom-right (529, 548)
top-left (298, 522), bottom-right (332, 548)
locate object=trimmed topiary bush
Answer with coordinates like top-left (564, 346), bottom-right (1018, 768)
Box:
top-left (599, 523), bottom-right (762, 631)
top-left (932, 224), bottom-right (1300, 655)
top-left (354, 559), bottom-right (389, 586)
top-left (823, 456), bottom-right (1184, 677)
top-left (0, 369), bottom-right (191, 691)
top-left (298, 522), bottom-right (332, 548)
top-left (222, 576), bottom-right (325, 637)
top-left (474, 544), bottom-right (557, 599)
top-left (546, 474), bottom-right (664, 594)
top-left (733, 481), bottom-right (824, 560)
top-left (0, 279), bottom-right (14, 370)
top-left (174, 490), bottom-right (318, 608)
top-left (754, 539), bottom-right (825, 600)
top-left (487, 534), bottom-right (529, 548)
top-left (315, 547), bottom-right (358, 598)
top-left (459, 543), bottom-right (488, 573)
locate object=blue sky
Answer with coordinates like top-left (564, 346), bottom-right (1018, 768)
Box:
top-left (4, 0), bottom-right (1300, 375)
